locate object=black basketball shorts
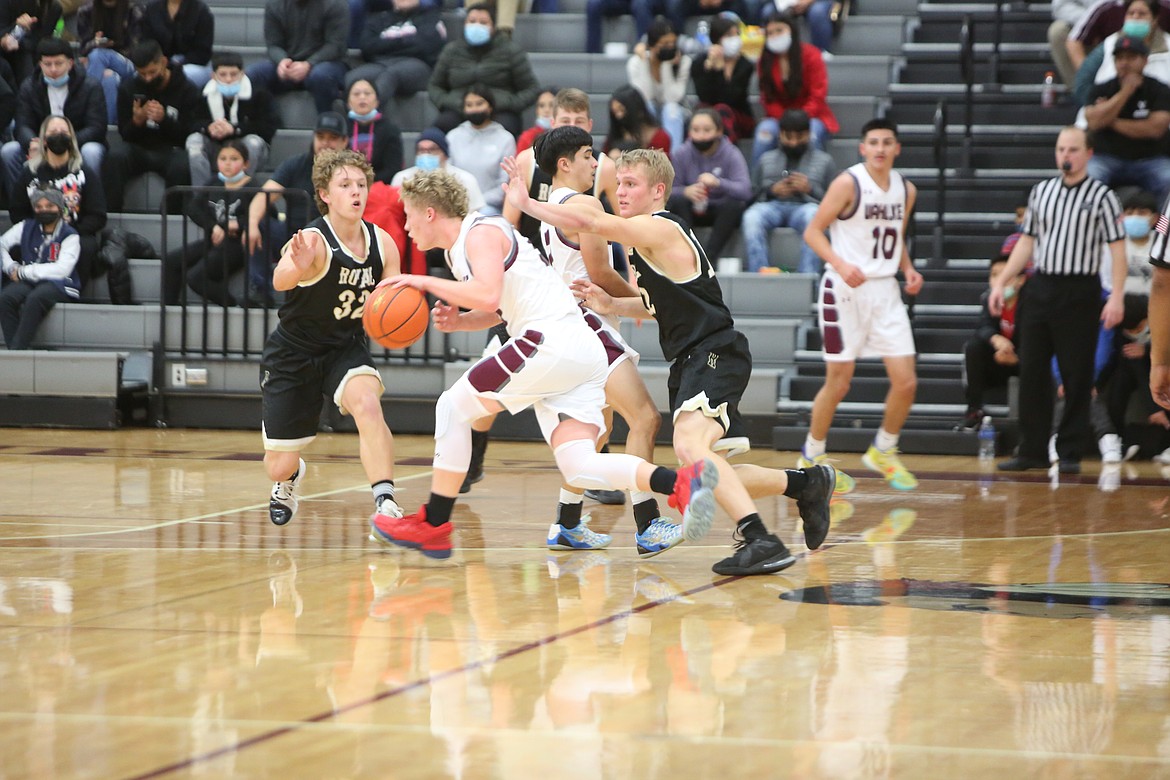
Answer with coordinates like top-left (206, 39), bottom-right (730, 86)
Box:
top-left (667, 329), bottom-right (752, 437)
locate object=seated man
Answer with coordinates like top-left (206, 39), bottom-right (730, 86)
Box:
top-left (350, 0), bottom-right (446, 101)
top-left (103, 39), bottom-right (207, 212)
top-left (955, 254), bottom-right (1026, 431)
top-left (247, 0), bottom-right (349, 115)
top-left (188, 51), bottom-right (278, 187)
top-left (390, 128), bottom-right (485, 212)
top-left (1083, 35), bottom-right (1170, 202)
top-left (740, 109), bottom-right (836, 273)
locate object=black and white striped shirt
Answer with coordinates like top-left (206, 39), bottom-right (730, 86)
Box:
top-left (1022, 175), bottom-right (1124, 276)
top-left (1150, 201), bottom-right (1170, 269)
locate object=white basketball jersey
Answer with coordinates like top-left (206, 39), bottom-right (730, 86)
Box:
top-left (446, 212), bottom-right (582, 335)
top-left (541, 187), bottom-right (589, 286)
top-left (828, 163), bottom-right (908, 279)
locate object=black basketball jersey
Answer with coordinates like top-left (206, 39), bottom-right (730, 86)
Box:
top-left (629, 210), bottom-right (734, 362)
top-left (275, 217), bottom-right (384, 353)
top-left (518, 165), bottom-right (552, 261)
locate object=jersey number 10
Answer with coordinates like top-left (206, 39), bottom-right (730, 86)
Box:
top-left (871, 227), bottom-right (898, 260)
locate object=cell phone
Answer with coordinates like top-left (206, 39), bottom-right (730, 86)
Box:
top-left (133, 93), bottom-right (147, 104)
top-left (780, 170), bottom-right (789, 179)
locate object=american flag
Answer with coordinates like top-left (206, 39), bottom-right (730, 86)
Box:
top-left (1156, 212), bottom-right (1170, 235)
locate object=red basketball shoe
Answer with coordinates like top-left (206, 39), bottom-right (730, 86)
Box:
top-left (370, 505), bottom-right (453, 560)
top-left (667, 458), bottom-right (720, 542)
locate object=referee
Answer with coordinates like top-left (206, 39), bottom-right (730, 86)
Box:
top-left (989, 126), bottom-right (1126, 473)
top-left (1149, 200), bottom-right (1170, 410)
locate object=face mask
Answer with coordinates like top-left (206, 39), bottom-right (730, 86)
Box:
top-left (218, 170), bottom-right (247, 184)
top-left (464, 22), bottom-right (491, 46)
top-left (35, 210), bottom-right (58, 225)
top-left (766, 33), bottom-right (792, 54)
top-left (536, 115), bottom-right (552, 129)
top-left (1123, 214), bottom-right (1152, 238)
top-left (415, 153), bottom-right (441, 171)
top-left (348, 108), bottom-right (380, 123)
top-left (1130, 326), bottom-right (1152, 344)
top-left (721, 35), bottom-right (742, 58)
top-left (657, 45), bottom-right (677, 61)
top-left (692, 138), bottom-right (717, 152)
top-left (465, 111), bottom-right (489, 127)
top-left (44, 133), bottom-right (71, 155)
top-left (43, 73), bottom-right (69, 88)
top-left (1003, 285), bottom-right (1017, 301)
top-left (781, 142), bottom-right (808, 159)
top-left (1122, 19), bottom-right (1151, 38)
top-left (216, 80), bottom-right (241, 98)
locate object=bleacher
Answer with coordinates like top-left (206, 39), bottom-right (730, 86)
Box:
top-left (1, 0), bottom-right (1070, 453)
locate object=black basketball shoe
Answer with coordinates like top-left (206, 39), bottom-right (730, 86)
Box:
top-left (712, 533), bottom-right (796, 576)
top-left (797, 463), bottom-right (836, 550)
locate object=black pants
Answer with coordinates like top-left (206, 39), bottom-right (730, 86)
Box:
top-left (1016, 274), bottom-right (1102, 463)
top-left (103, 143), bottom-right (191, 212)
top-left (666, 193), bottom-right (746, 263)
top-left (0, 278), bottom-right (70, 349)
top-left (963, 337), bottom-right (1019, 410)
top-left (163, 240), bottom-right (245, 307)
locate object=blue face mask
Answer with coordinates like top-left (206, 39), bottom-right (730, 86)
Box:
top-left (348, 108), bottom-right (380, 123)
top-left (415, 153), bottom-right (441, 171)
top-left (43, 73), bottom-right (69, 88)
top-left (1122, 19), bottom-right (1151, 38)
top-left (217, 80), bottom-right (241, 98)
top-left (1123, 214), bottom-right (1152, 238)
top-left (464, 22), bottom-right (491, 46)
top-left (536, 115), bottom-right (552, 129)
top-left (218, 170), bottom-right (247, 184)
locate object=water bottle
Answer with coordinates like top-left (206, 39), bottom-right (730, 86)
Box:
top-left (1041, 71), bottom-right (1056, 108)
top-left (696, 20), bottom-right (711, 49)
top-left (978, 416), bottom-right (996, 461)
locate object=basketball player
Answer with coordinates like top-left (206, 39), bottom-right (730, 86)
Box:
top-left (503, 149), bottom-right (837, 576)
top-left (261, 149), bottom-right (405, 526)
top-left (534, 125), bottom-right (681, 556)
top-left (370, 169), bottom-right (721, 561)
top-left (801, 118), bottom-right (924, 491)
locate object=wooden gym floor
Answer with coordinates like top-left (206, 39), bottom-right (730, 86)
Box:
top-left (2, 427), bottom-right (1169, 779)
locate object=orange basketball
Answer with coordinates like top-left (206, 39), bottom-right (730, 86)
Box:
top-left (363, 284), bottom-right (429, 349)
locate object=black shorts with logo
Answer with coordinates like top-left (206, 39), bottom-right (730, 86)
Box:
top-left (667, 328), bottom-right (753, 435)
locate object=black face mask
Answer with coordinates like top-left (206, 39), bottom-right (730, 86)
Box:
top-left (465, 111), bottom-right (490, 127)
top-left (657, 45), bottom-right (677, 61)
top-left (692, 138), bottom-right (717, 152)
top-left (781, 142), bottom-right (808, 160)
top-left (35, 210), bottom-right (59, 226)
top-left (44, 133), bottom-right (71, 155)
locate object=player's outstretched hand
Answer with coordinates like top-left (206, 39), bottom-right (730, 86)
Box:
top-left (1152, 365), bottom-right (1170, 411)
top-left (570, 279), bottom-right (614, 314)
top-left (287, 230), bottom-right (319, 271)
top-left (903, 267), bottom-right (924, 295)
top-left (432, 301), bottom-right (460, 332)
top-left (500, 156), bottom-right (530, 212)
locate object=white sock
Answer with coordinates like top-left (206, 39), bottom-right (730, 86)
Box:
top-left (803, 435), bottom-right (826, 459)
top-left (559, 488), bottom-right (584, 505)
top-left (874, 428), bottom-right (899, 452)
top-left (630, 490), bottom-right (655, 506)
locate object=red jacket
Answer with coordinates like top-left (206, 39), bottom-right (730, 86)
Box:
top-left (363, 182), bottom-right (428, 276)
top-left (759, 43), bottom-right (839, 135)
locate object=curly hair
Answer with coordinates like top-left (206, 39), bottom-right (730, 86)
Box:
top-left (311, 149), bottom-right (374, 215)
top-left (400, 169), bottom-right (470, 219)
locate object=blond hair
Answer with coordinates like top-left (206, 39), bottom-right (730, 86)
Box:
top-left (616, 148), bottom-right (674, 199)
top-left (311, 149), bottom-right (374, 215)
top-left (554, 87), bottom-right (591, 118)
top-left (400, 169), bottom-right (470, 219)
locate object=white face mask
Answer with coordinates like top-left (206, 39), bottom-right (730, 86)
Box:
top-left (721, 35), bottom-right (742, 58)
top-left (766, 33), bottom-right (792, 54)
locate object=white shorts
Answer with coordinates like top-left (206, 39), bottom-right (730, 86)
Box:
top-left (464, 319), bottom-right (608, 442)
top-left (581, 306), bottom-right (639, 375)
top-left (818, 273), bottom-right (916, 362)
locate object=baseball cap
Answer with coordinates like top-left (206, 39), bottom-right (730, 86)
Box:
top-left (314, 111), bottom-right (347, 137)
top-left (1114, 35), bottom-right (1150, 57)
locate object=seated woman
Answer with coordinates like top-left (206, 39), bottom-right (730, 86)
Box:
top-left (1073, 0), bottom-right (1170, 105)
top-left (163, 141), bottom-right (259, 307)
top-left (344, 78), bottom-right (404, 183)
top-left (752, 12), bottom-right (837, 164)
top-left (603, 84), bottom-right (672, 157)
top-left (691, 14), bottom-right (756, 143)
top-left (9, 115), bottom-right (107, 289)
top-left (516, 86), bottom-right (557, 153)
top-left (0, 189), bottom-right (79, 350)
top-left (666, 108), bottom-right (752, 261)
top-left (627, 16), bottom-right (691, 150)
top-left (446, 84), bottom-right (516, 215)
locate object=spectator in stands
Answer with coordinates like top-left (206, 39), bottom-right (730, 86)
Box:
top-left (1074, 0), bottom-right (1170, 103)
top-left (141, 0), bottom-right (214, 89)
top-left (666, 107), bottom-right (750, 261)
top-left (427, 2), bottom-right (540, 136)
top-left (247, 0), bottom-right (350, 115)
top-left (740, 108), bottom-right (835, 273)
top-left (0, 189), bottom-right (78, 350)
top-left (1116, 189), bottom-right (1159, 295)
top-left (3, 38), bottom-right (108, 200)
top-left (603, 84), bottom-right (671, 155)
top-left (0, 0), bottom-right (63, 86)
top-left (752, 12), bottom-right (837, 164)
top-left (351, 0), bottom-right (446, 102)
top-left (1051, 0), bottom-right (1095, 86)
top-left (391, 127), bottom-right (486, 211)
top-left (164, 140), bottom-right (259, 307)
top-left (770, 0), bottom-right (837, 53)
top-left (188, 52), bottom-right (277, 188)
top-left (446, 84), bottom-right (515, 215)
top-left (77, 0), bottom-right (146, 123)
top-left (666, 1), bottom-right (757, 35)
top-left (246, 111), bottom-right (348, 305)
top-left (1152, 190), bottom-right (1170, 414)
top-left (691, 14), bottom-right (755, 143)
top-left (1097, 295), bottom-right (1170, 458)
top-left (1083, 35), bottom-right (1170, 202)
top-left (9, 115), bottom-right (107, 288)
top-left (627, 17), bottom-right (691, 150)
top-left (586, 0), bottom-right (662, 54)
top-left (343, 78), bottom-right (403, 183)
top-left (1068, 0), bottom-right (1170, 74)
top-left (104, 39), bottom-right (206, 213)
top-left (516, 86), bottom-right (556, 153)
top-left (955, 254), bottom-right (1027, 431)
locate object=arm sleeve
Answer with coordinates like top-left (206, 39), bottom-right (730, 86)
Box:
top-left (188, 4), bottom-right (214, 66)
top-left (0, 221), bottom-right (20, 274)
top-left (264, 4), bottom-right (290, 62)
top-left (75, 82), bottom-right (110, 147)
top-left (22, 233), bottom-right (80, 282)
top-left (309, 0), bottom-right (350, 64)
top-left (240, 88), bottom-right (280, 142)
top-left (973, 295), bottom-right (1000, 342)
top-left (74, 166), bottom-right (108, 235)
top-left (7, 167), bottom-right (31, 223)
top-left (12, 81), bottom-right (35, 148)
top-left (714, 146), bottom-right (752, 201)
top-left (808, 153), bottom-right (836, 202)
top-left (661, 56), bottom-right (691, 105)
top-left (499, 46), bottom-right (540, 114)
top-left (427, 48), bottom-right (462, 114)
